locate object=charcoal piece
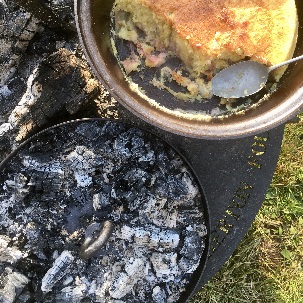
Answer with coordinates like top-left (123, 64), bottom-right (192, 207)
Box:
top-left (100, 121), bottom-right (127, 138)
top-left (42, 0), bottom-right (76, 32)
top-left (0, 1), bottom-right (6, 20)
top-left (152, 286), bottom-right (167, 303)
top-left (177, 208), bottom-right (206, 227)
top-left (75, 122), bottom-right (103, 141)
top-left (179, 257), bottom-right (200, 274)
top-left (41, 250), bottom-right (74, 293)
top-left (0, 268), bottom-right (30, 303)
top-left (166, 174), bottom-right (192, 199)
top-left (92, 193), bottom-right (111, 210)
top-left (109, 258), bottom-right (146, 299)
top-left (54, 275), bottom-right (90, 302)
top-left (15, 0), bottom-right (76, 34)
top-left (3, 173), bottom-right (29, 203)
top-left (132, 226), bottom-right (180, 251)
top-left (27, 171), bottom-right (64, 193)
top-left (124, 168), bottom-right (150, 187)
top-left (150, 252), bottom-right (179, 283)
top-left (180, 231), bottom-right (204, 260)
top-left (0, 4), bottom-right (42, 86)
top-left (0, 236), bottom-right (23, 264)
top-left (138, 196), bottom-right (179, 228)
top-left (0, 120), bottom-right (207, 302)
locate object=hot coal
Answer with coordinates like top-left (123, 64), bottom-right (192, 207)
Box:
top-left (0, 120), bottom-right (207, 303)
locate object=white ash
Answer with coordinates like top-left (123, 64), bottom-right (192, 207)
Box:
top-left (109, 268), bottom-right (143, 299)
top-left (116, 225), bottom-right (180, 251)
top-left (0, 122), bottom-right (12, 136)
top-left (41, 250), bottom-right (74, 293)
top-left (0, 236), bottom-right (23, 264)
top-left (152, 285), bottom-right (167, 303)
top-left (150, 252), bottom-right (179, 282)
top-left (93, 192), bottom-right (111, 211)
top-left (8, 67), bottom-right (41, 128)
top-left (0, 85), bottom-right (12, 98)
top-left (0, 267), bottom-right (30, 303)
top-left (0, 121), bottom-right (207, 302)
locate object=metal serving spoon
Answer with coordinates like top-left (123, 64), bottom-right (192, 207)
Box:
top-left (212, 54), bottom-right (303, 98)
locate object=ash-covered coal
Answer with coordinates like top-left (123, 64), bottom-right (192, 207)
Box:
top-left (0, 120), bottom-right (207, 303)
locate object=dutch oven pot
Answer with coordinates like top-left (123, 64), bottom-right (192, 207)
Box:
top-left (75, 0), bottom-right (303, 139)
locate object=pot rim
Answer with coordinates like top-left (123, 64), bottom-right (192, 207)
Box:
top-left (75, 0), bottom-right (303, 140)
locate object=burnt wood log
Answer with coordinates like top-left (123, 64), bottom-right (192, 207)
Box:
top-left (7, 48), bottom-right (100, 140)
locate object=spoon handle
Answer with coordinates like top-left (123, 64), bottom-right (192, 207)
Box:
top-left (268, 54), bottom-right (303, 72)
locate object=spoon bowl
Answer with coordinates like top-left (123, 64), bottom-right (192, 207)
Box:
top-left (212, 54), bottom-right (303, 98)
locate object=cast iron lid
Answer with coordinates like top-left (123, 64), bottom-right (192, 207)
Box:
top-left (75, 0), bottom-right (303, 139)
top-left (0, 118), bottom-right (210, 303)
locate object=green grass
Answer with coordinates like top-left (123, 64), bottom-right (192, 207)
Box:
top-left (191, 115), bottom-right (303, 303)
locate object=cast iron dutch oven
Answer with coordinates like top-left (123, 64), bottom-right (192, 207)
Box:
top-left (75, 0), bottom-right (303, 139)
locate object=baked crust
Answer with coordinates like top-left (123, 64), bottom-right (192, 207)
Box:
top-left (141, 0), bottom-right (297, 64)
top-left (113, 0), bottom-right (298, 100)
top-left (115, 0), bottom-right (297, 77)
